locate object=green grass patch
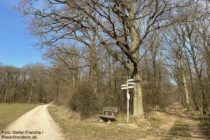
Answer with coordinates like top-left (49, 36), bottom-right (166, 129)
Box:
top-left (0, 103), bottom-right (38, 130)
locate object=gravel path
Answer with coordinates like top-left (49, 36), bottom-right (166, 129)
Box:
top-left (0, 104), bottom-right (64, 140)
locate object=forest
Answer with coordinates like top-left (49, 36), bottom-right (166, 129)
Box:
top-left (0, 0), bottom-right (210, 119)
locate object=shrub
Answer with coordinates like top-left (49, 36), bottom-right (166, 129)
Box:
top-left (69, 81), bottom-right (99, 120)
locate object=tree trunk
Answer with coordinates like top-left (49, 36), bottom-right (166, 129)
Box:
top-left (133, 72), bottom-right (144, 117)
top-left (72, 70), bottom-right (76, 88)
top-left (152, 53), bottom-right (159, 106)
top-left (58, 83), bottom-right (61, 103)
top-left (89, 45), bottom-right (98, 94)
top-left (28, 81), bottom-right (34, 104)
top-left (190, 44), bottom-right (208, 114)
top-left (181, 70), bottom-right (190, 106)
top-left (185, 49), bottom-right (198, 110)
top-left (199, 79), bottom-right (208, 115)
top-left (131, 51), bottom-right (144, 117)
top-left (88, 44), bottom-right (99, 109)
top-left (4, 89), bottom-right (8, 102)
top-left (28, 90), bottom-right (33, 104)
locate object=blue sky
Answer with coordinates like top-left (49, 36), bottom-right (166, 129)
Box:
top-left (0, 0), bottom-right (45, 68)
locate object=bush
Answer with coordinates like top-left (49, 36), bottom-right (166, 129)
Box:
top-left (69, 81), bottom-right (99, 120)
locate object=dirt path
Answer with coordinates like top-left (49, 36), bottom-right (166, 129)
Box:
top-left (181, 117), bottom-right (210, 140)
top-left (0, 104), bottom-right (64, 140)
top-left (144, 115), bottom-right (177, 140)
top-left (144, 115), bottom-right (210, 140)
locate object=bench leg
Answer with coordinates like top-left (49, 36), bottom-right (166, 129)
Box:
top-left (107, 120), bottom-right (111, 124)
top-left (99, 119), bottom-right (103, 122)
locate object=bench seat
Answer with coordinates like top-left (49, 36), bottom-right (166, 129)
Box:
top-left (98, 107), bottom-right (118, 122)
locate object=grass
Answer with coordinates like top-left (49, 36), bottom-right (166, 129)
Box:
top-left (48, 104), bottom-right (167, 140)
top-left (199, 118), bottom-right (210, 129)
top-left (164, 119), bottom-right (191, 140)
top-left (199, 117), bottom-right (210, 139)
top-left (0, 103), bottom-right (38, 130)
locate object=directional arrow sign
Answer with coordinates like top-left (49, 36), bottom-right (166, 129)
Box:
top-left (127, 79), bottom-right (135, 82)
top-left (121, 86), bottom-right (135, 89)
top-left (128, 82), bottom-right (135, 85)
top-left (121, 84), bottom-right (128, 87)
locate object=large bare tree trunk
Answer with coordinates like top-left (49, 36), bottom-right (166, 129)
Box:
top-left (131, 50), bottom-right (144, 117)
top-left (133, 72), bottom-right (144, 117)
top-left (129, 2), bottom-right (145, 117)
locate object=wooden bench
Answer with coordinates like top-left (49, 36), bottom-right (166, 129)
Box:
top-left (98, 107), bottom-right (118, 122)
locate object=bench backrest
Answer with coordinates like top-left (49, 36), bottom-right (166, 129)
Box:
top-left (102, 107), bottom-right (118, 116)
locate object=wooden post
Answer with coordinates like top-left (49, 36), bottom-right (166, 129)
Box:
top-left (121, 79), bottom-right (135, 123)
top-left (126, 80), bottom-right (129, 123)
top-left (127, 89), bottom-right (130, 123)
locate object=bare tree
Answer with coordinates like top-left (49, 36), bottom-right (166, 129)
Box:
top-left (18, 0), bottom-right (188, 117)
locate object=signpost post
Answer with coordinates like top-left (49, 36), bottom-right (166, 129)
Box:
top-left (121, 79), bottom-right (135, 123)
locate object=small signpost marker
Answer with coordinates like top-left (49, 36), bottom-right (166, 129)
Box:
top-left (121, 79), bottom-right (135, 123)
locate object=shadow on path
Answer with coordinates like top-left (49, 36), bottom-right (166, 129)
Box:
top-left (163, 116), bottom-right (210, 140)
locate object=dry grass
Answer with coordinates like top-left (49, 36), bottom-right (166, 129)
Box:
top-left (164, 119), bottom-right (191, 140)
top-left (48, 104), bottom-right (168, 140)
top-left (0, 103), bottom-right (38, 130)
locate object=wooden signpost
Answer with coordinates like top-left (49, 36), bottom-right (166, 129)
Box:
top-left (121, 79), bottom-right (136, 123)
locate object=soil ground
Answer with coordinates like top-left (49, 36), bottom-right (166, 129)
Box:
top-left (0, 104), bottom-right (64, 140)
